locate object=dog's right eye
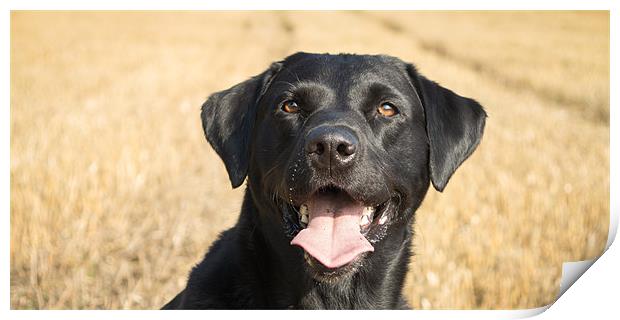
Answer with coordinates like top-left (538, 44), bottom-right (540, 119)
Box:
top-left (281, 100), bottom-right (300, 114)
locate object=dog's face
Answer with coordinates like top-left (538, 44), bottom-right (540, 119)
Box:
top-left (201, 52), bottom-right (485, 281)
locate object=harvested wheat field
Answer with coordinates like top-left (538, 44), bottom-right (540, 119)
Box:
top-left (10, 11), bottom-right (609, 309)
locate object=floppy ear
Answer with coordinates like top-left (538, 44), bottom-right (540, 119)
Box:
top-left (407, 65), bottom-right (487, 192)
top-left (201, 62), bottom-right (282, 188)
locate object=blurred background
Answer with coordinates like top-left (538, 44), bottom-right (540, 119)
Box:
top-left (10, 11), bottom-right (609, 309)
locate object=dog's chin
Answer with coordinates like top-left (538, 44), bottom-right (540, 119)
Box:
top-left (303, 251), bottom-right (368, 283)
top-left (279, 185), bottom-right (401, 281)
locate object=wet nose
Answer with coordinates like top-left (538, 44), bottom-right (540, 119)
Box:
top-left (305, 126), bottom-right (358, 170)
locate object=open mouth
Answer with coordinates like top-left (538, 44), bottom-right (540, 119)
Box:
top-left (281, 185), bottom-right (397, 270)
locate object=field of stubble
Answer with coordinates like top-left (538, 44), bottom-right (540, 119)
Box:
top-left (10, 11), bottom-right (609, 309)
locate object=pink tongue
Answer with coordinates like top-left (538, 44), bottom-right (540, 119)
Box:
top-left (290, 192), bottom-right (374, 269)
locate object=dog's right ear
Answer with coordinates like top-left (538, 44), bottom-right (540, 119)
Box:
top-left (201, 62), bottom-right (282, 188)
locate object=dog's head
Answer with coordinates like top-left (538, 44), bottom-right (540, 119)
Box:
top-left (201, 52), bottom-right (486, 281)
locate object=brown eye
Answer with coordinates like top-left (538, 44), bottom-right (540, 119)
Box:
top-left (377, 102), bottom-right (399, 117)
top-left (281, 100), bottom-right (300, 114)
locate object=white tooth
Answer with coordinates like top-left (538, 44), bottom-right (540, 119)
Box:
top-left (300, 213), bottom-right (308, 225)
top-left (360, 214), bottom-right (371, 227)
top-left (362, 206), bottom-right (375, 218)
top-left (379, 214), bottom-right (388, 225)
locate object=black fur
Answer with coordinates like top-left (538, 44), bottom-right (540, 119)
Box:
top-left (163, 52), bottom-right (486, 309)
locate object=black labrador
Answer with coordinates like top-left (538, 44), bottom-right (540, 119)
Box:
top-left (163, 52), bottom-right (486, 309)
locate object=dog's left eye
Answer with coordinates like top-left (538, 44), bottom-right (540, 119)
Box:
top-left (377, 103), bottom-right (399, 117)
top-left (281, 100), bottom-right (300, 114)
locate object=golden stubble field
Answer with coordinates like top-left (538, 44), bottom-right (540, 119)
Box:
top-left (10, 11), bottom-right (609, 309)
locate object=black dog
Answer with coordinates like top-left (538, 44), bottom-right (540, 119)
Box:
top-left (163, 52), bottom-right (486, 309)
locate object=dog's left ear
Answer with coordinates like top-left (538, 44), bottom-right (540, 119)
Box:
top-left (201, 62), bottom-right (282, 188)
top-left (407, 64), bottom-right (487, 192)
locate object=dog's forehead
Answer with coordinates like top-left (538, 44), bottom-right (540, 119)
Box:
top-left (278, 54), bottom-right (410, 88)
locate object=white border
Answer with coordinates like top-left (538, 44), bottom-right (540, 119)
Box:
top-left (2, 1), bottom-right (617, 319)
top-left (2, 2), bottom-right (9, 317)
top-left (1, 0), bottom-right (617, 10)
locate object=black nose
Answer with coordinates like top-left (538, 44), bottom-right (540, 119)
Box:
top-left (305, 126), bottom-right (358, 170)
